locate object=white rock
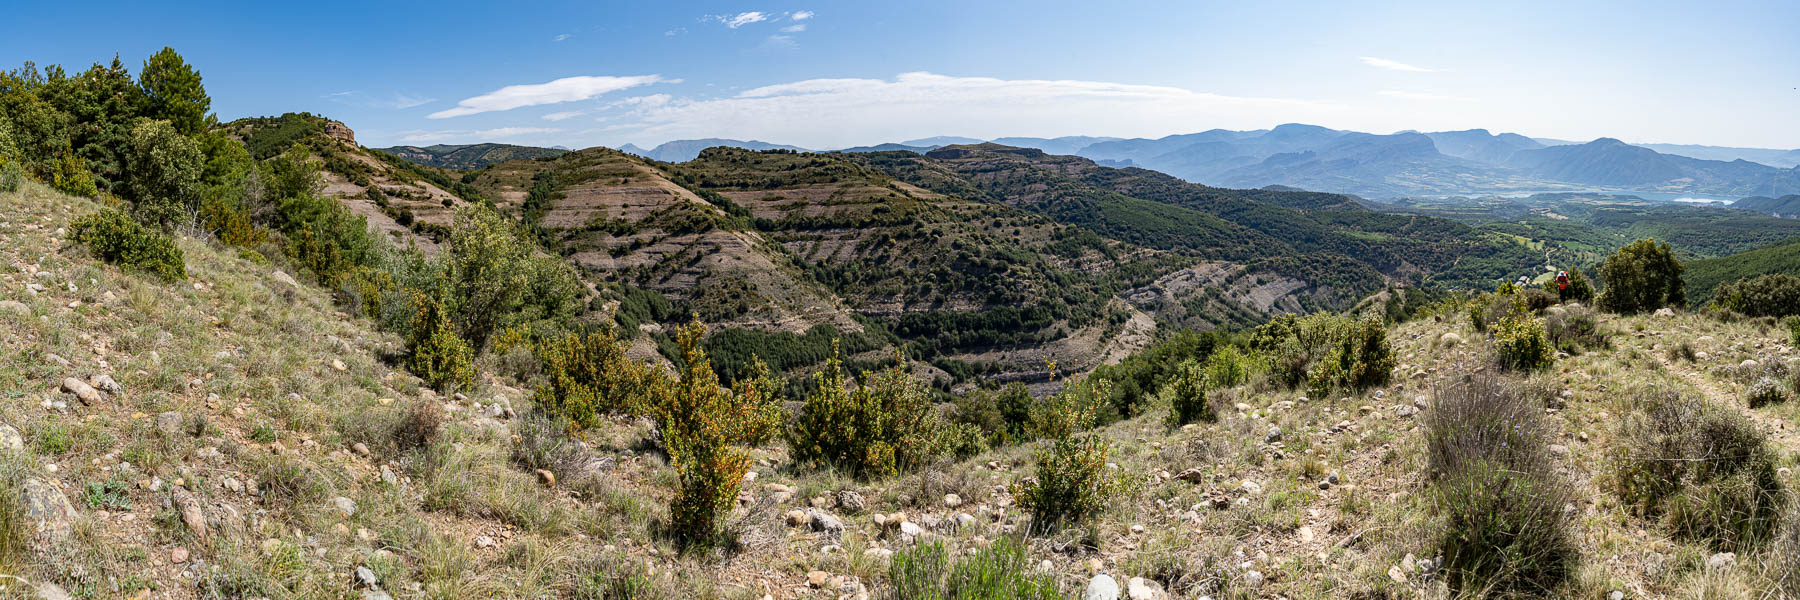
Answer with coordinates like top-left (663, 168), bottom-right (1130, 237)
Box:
top-left (1083, 574), bottom-right (1120, 600)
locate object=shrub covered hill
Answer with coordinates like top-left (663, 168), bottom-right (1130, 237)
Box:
top-left (452, 141), bottom-right (1559, 391)
top-left (17, 47), bottom-right (1800, 600)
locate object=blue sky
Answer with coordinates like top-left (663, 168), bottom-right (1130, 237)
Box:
top-left (5, 0), bottom-right (1796, 150)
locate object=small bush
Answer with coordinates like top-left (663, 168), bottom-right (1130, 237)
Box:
top-left (1597, 238), bottom-right (1686, 314)
top-left (1543, 305), bottom-right (1607, 354)
top-left (1748, 377), bottom-right (1790, 409)
top-left (1668, 341), bottom-right (1697, 362)
top-left (403, 292), bottom-right (476, 392)
top-left (1788, 316), bottom-right (1800, 346)
top-left (0, 159), bottom-right (24, 193)
top-left (1494, 313), bottom-right (1555, 371)
top-left (1162, 359), bottom-right (1214, 428)
top-left (1424, 377), bottom-right (1577, 597)
top-left (1713, 274), bottom-right (1800, 318)
top-left (1250, 313), bottom-right (1393, 393)
top-left (393, 397), bottom-right (446, 452)
top-left (50, 150), bottom-right (98, 197)
top-left (532, 328), bottom-right (655, 430)
top-left (1614, 388), bottom-right (1785, 550)
top-left (787, 346), bottom-right (940, 480)
top-left (883, 537), bottom-right (1063, 600)
top-left (644, 322), bottom-right (783, 548)
top-left (70, 209), bottom-right (186, 281)
top-left (1012, 431), bottom-right (1130, 534)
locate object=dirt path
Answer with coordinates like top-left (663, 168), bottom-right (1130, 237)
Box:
top-left (1653, 342), bottom-right (1800, 449)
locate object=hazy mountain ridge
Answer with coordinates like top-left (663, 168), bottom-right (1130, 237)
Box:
top-left (375, 143), bottom-right (567, 170)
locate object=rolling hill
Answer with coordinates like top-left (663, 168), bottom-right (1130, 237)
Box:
top-left (374, 143), bottom-right (566, 170)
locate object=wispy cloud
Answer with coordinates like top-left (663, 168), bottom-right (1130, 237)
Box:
top-left (541, 111), bottom-right (585, 121)
top-left (399, 127), bottom-right (562, 144)
top-left (429, 75), bottom-right (665, 119)
top-left (602, 72), bottom-right (1344, 148)
top-left (763, 34), bottom-right (797, 48)
top-left (781, 24), bottom-right (806, 32)
top-left (552, 33), bottom-right (570, 42)
top-left (324, 91), bottom-right (436, 109)
top-left (707, 11), bottom-right (769, 28)
top-left (665, 27), bottom-right (686, 37)
top-left (1359, 56), bottom-right (1433, 72)
top-left (1378, 89), bottom-right (1474, 102)
top-left (791, 10), bottom-right (813, 20)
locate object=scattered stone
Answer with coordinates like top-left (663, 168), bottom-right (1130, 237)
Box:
top-left (61, 377), bottom-right (102, 404)
top-left (156, 411), bottom-right (184, 435)
top-left (174, 488), bottom-right (209, 539)
top-left (91, 374), bottom-right (121, 394)
top-left (836, 490), bottom-right (867, 513)
top-left (352, 442), bottom-right (371, 456)
top-left (330, 496), bottom-right (358, 518)
top-left (1243, 570), bottom-right (1264, 588)
top-left (0, 300), bottom-right (28, 316)
top-left (1265, 426), bottom-right (1282, 443)
top-left (1609, 591), bottom-right (1624, 600)
top-left (1235, 402), bottom-right (1254, 413)
top-left (1654, 308), bottom-right (1675, 317)
top-left (0, 424), bottom-right (22, 451)
top-left (21, 478), bottom-right (77, 544)
top-left (943, 493), bottom-right (962, 507)
top-left (475, 535), bottom-right (496, 549)
top-left (35, 582), bottom-right (73, 600)
top-left (808, 570), bottom-right (830, 588)
top-left (785, 509), bottom-right (808, 527)
top-left (806, 508), bottom-right (844, 535)
top-left (1707, 552), bottom-right (1736, 571)
top-left (535, 469), bottom-right (556, 487)
top-left (1083, 574), bottom-right (1120, 600)
top-left (1126, 577), bottom-right (1164, 600)
top-left (380, 465), bottom-right (398, 487)
top-left (45, 353), bottom-right (70, 367)
top-left (170, 546), bottom-right (189, 563)
top-left (1393, 404), bottom-right (1417, 418)
top-left (332, 359), bottom-right (348, 371)
top-left (1388, 565), bottom-right (1408, 583)
top-left (1175, 467), bottom-right (1206, 483)
top-left (354, 565), bottom-right (381, 588)
top-left (1548, 444), bottom-right (1570, 457)
top-left (1241, 480), bottom-right (1262, 495)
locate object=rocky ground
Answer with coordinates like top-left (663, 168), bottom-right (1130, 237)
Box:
top-left (2, 180), bottom-right (1798, 599)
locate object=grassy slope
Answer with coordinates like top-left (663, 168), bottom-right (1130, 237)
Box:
top-left (1685, 237), bottom-right (1800, 307)
top-left (6, 178), bottom-right (1798, 598)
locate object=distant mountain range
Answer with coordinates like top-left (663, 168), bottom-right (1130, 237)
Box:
top-left (597, 127), bottom-right (1800, 199)
top-left (1732, 194), bottom-right (1800, 218)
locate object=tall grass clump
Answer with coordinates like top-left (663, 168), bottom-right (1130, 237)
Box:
top-left (1614, 387), bottom-right (1785, 551)
top-left (883, 537), bottom-right (1063, 600)
top-left (1424, 376), bottom-right (1577, 597)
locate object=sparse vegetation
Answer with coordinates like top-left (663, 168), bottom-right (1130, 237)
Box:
top-left (1614, 387), bottom-right (1785, 550)
top-left (1424, 376), bottom-right (1577, 597)
top-left (787, 346), bottom-right (941, 480)
top-left (884, 537), bottom-right (1065, 600)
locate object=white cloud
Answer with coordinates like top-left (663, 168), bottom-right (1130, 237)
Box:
top-left (552, 33), bottom-right (570, 42)
top-left (602, 72), bottom-right (1344, 148)
top-left (763, 34), bottom-right (797, 48)
top-left (791, 10), bottom-right (813, 20)
top-left (1378, 90), bottom-right (1474, 102)
top-left (429, 75), bottom-right (665, 118)
top-left (665, 27), bottom-right (686, 36)
top-left (711, 11), bottom-right (769, 28)
top-left (324, 91), bottom-right (436, 109)
top-left (781, 24), bottom-right (806, 32)
top-left (1359, 56), bottom-right (1433, 72)
top-left (541, 111), bottom-right (585, 121)
top-left (399, 127), bottom-right (562, 144)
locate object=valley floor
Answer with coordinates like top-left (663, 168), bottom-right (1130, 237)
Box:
top-left (1, 182), bottom-right (1797, 599)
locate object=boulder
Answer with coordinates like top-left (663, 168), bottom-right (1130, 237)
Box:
top-left (836, 490), bottom-right (867, 513)
top-left (60, 377), bottom-right (102, 404)
top-left (0, 424), bottom-right (22, 451)
top-left (90, 374), bottom-right (122, 395)
top-left (1126, 577), bottom-right (1166, 600)
top-left (1083, 574), bottom-right (1120, 600)
top-left (806, 508), bottom-right (844, 535)
top-left (21, 478), bottom-right (77, 544)
top-left (0, 300), bottom-right (28, 317)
